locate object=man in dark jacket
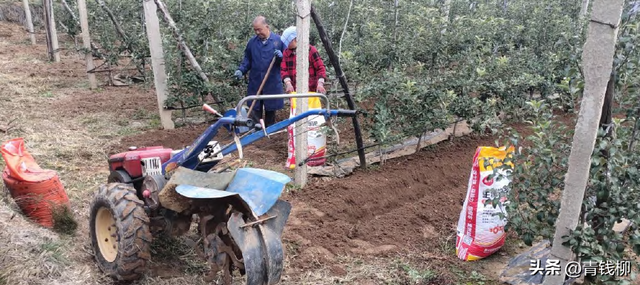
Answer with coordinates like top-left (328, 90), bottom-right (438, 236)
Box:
top-left (234, 15), bottom-right (284, 127)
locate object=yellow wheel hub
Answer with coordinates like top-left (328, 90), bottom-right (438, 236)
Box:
top-left (96, 207), bottom-right (118, 262)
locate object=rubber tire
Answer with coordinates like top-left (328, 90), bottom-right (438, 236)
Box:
top-left (108, 170), bottom-right (132, 184)
top-left (89, 183), bottom-right (152, 281)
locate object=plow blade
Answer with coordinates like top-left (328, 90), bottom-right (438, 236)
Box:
top-left (227, 199), bottom-right (291, 285)
top-left (225, 168), bottom-right (291, 216)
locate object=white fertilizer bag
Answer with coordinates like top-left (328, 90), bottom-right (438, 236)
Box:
top-left (456, 146), bottom-right (514, 261)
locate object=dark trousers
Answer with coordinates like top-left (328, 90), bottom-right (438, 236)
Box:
top-left (250, 105), bottom-right (277, 128)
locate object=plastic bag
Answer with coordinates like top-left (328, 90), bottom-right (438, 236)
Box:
top-left (286, 94), bottom-right (327, 169)
top-left (1, 138), bottom-right (70, 228)
top-left (456, 146), bottom-right (514, 261)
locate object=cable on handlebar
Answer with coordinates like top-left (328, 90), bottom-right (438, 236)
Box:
top-left (326, 116), bottom-right (340, 145)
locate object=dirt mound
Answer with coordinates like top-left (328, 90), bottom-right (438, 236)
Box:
top-left (110, 123), bottom-right (209, 154)
top-left (285, 135), bottom-right (495, 260)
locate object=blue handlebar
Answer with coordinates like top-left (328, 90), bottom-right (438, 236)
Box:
top-left (161, 108), bottom-right (355, 174)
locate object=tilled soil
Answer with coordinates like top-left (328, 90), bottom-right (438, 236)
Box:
top-left (283, 134), bottom-right (499, 272)
top-left (109, 115), bottom-right (550, 281)
top-left (109, 106), bottom-right (575, 281)
top-left (288, 135), bottom-right (489, 251)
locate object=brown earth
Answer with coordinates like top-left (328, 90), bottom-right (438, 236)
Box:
top-left (287, 135), bottom-right (494, 257)
top-left (108, 112), bottom-right (574, 283)
top-left (53, 86), bottom-right (158, 118)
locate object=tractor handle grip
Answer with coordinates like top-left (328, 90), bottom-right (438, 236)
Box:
top-left (203, 104), bottom-right (222, 117)
top-left (234, 118), bottom-right (255, 128)
top-left (236, 93), bottom-right (330, 115)
top-left (335, 109), bottom-right (358, 117)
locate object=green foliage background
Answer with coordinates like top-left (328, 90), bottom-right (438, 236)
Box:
top-left (57, 0), bottom-right (585, 142)
top-left (491, 3), bottom-right (640, 284)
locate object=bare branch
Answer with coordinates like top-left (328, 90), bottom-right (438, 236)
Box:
top-left (61, 0), bottom-right (78, 22)
top-left (94, 0), bottom-right (129, 44)
top-left (338, 0), bottom-right (353, 65)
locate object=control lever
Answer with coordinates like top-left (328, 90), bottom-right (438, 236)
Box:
top-left (260, 119), bottom-right (270, 139)
top-left (203, 104), bottom-right (223, 117)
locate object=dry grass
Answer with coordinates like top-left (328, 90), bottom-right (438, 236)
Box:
top-left (280, 255), bottom-right (443, 285)
top-left (0, 21), bottom-right (254, 285)
top-left (0, 194), bottom-right (93, 285)
top-left (0, 21), bottom-right (147, 285)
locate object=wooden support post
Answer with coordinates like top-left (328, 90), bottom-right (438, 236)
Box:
top-left (42, 0), bottom-right (50, 56)
top-left (50, 0), bottom-right (60, 63)
top-left (143, 0), bottom-right (174, 130)
top-left (77, 0), bottom-right (97, 89)
top-left (43, 0), bottom-right (60, 62)
top-left (541, 0), bottom-right (623, 284)
top-left (22, 0), bottom-right (36, 45)
top-left (310, 5), bottom-right (367, 170)
top-left (43, 0), bottom-right (51, 59)
top-left (295, 0), bottom-right (311, 187)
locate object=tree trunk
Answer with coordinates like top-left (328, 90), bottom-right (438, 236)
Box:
top-left (311, 4), bottom-right (367, 170)
top-left (580, 0), bottom-right (590, 21)
top-left (442, 0), bottom-right (452, 34)
top-left (62, 0), bottom-right (101, 54)
top-left (541, 1), bottom-right (624, 284)
top-left (390, 0), bottom-right (399, 69)
top-left (578, 0), bottom-right (591, 34)
top-left (95, 0), bottom-right (128, 44)
top-left (61, 0), bottom-right (78, 22)
top-left (43, 0), bottom-right (60, 62)
top-left (589, 71), bottom-right (615, 245)
top-left (77, 0), bottom-right (97, 89)
top-left (338, 0), bottom-right (353, 65)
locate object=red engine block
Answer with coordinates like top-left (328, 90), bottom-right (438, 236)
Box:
top-left (108, 146), bottom-right (173, 178)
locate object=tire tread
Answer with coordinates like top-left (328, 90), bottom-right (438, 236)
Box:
top-left (90, 183), bottom-right (152, 281)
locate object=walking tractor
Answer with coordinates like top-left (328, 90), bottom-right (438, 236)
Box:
top-left (89, 93), bottom-right (356, 285)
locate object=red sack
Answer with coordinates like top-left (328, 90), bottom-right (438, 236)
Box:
top-left (1, 138), bottom-right (70, 228)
